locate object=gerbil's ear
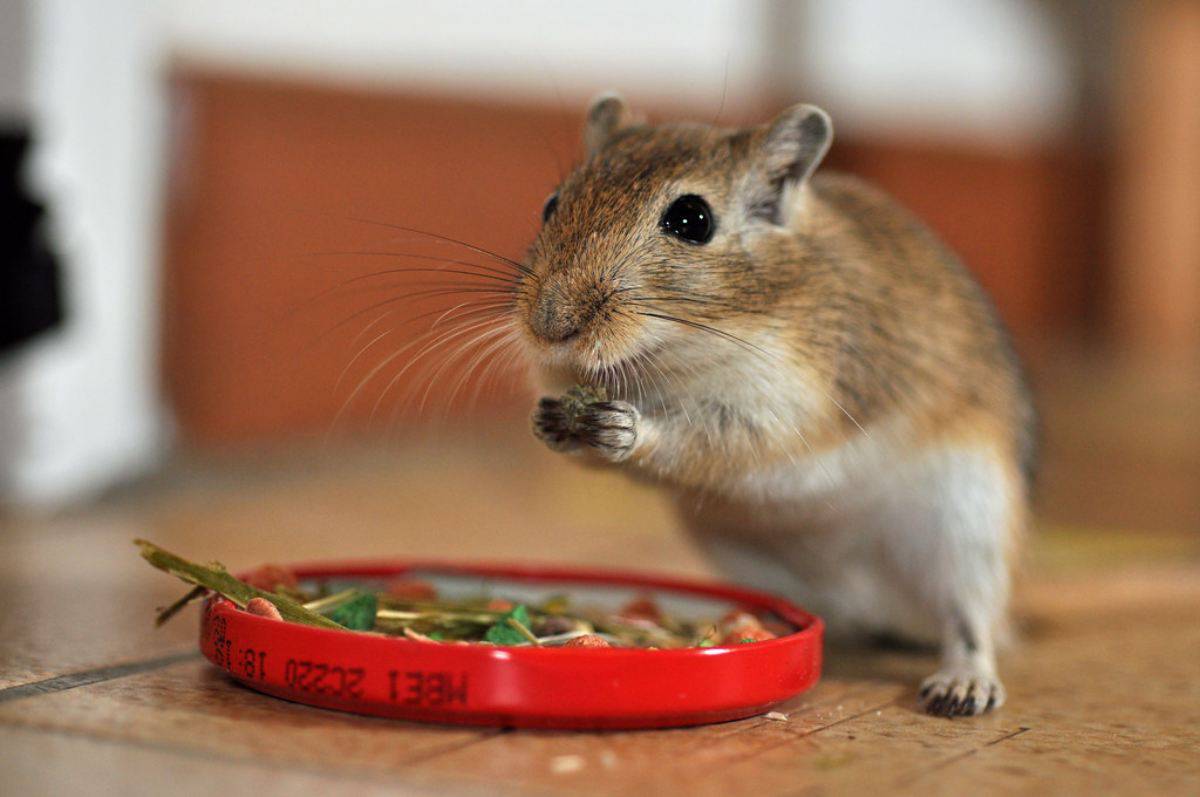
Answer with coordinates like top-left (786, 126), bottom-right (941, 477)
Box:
top-left (584, 92), bottom-right (637, 156)
top-left (749, 104), bottom-right (833, 222)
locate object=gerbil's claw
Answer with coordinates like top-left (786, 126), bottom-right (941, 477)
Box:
top-left (918, 669), bottom-right (1005, 718)
top-left (531, 397), bottom-right (578, 452)
top-left (575, 400), bottom-right (639, 462)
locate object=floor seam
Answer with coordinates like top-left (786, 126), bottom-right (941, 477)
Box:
top-left (0, 651), bottom-right (201, 704)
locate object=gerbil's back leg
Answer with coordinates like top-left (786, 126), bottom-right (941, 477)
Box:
top-left (919, 608), bottom-right (1006, 717)
top-left (881, 446), bottom-right (1021, 717)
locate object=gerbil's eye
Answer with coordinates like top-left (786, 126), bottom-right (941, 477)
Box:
top-left (660, 194), bottom-right (714, 244)
top-left (542, 193), bottom-right (559, 223)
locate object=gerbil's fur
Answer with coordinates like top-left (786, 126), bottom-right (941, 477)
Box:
top-left (518, 95), bottom-right (1035, 717)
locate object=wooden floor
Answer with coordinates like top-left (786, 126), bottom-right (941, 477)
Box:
top-left (1, 354), bottom-right (1198, 796)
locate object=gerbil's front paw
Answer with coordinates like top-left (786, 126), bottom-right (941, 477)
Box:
top-left (531, 397), bottom-right (578, 453)
top-left (574, 400), bottom-right (639, 462)
top-left (919, 668), bottom-right (1006, 717)
top-left (531, 393), bottom-right (639, 462)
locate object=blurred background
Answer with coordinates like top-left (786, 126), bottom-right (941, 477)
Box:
top-left (1, 0), bottom-right (1197, 540)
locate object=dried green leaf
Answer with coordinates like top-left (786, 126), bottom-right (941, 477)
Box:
top-left (484, 604), bottom-right (532, 645)
top-left (135, 539), bottom-right (343, 630)
top-left (329, 592), bottom-right (377, 631)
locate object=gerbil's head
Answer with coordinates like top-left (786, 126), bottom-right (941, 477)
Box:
top-left (516, 93), bottom-right (832, 383)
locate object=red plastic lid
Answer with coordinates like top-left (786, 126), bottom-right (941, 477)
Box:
top-left (200, 560), bottom-right (823, 729)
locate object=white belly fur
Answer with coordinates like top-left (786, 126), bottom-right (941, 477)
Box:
top-left (676, 432), bottom-right (1015, 645)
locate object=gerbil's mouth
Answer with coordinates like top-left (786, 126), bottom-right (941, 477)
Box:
top-left (520, 288), bottom-right (644, 370)
top-left (526, 330), bottom-right (640, 371)
top-left (520, 308), bottom-right (655, 380)
top-left (517, 278), bottom-right (701, 395)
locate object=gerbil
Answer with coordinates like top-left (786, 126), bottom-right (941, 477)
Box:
top-left (517, 94), bottom-right (1035, 717)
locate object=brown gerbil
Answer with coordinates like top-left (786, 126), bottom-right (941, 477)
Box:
top-left (519, 94), bottom-right (1035, 717)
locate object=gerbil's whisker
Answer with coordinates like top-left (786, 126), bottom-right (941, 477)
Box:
top-left (311, 286), bottom-right (515, 349)
top-left (337, 299), bottom-right (513, 393)
top-left (306, 250), bottom-right (523, 281)
top-left (330, 311), bottom-right (504, 435)
top-left (456, 328), bottom-right (517, 409)
top-left (346, 216), bottom-right (535, 277)
top-left (336, 323), bottom-right (394, 394)
top-left (633, 311), bottom-right (771, 359)
top-left (369, 315), bottom-right (509, 425)
top-left (413, 322), bottom-right (514, 416)
top-left (439, 323), bottom-right (521, 416)
top-left (289, 256), bottom-right (521, 316)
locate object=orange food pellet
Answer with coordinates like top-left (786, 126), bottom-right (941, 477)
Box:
top-left (402, 628), bottom-right (439, 643)
top-left (720, 610), bottom-right (763, 632)
top-left (720, 626), bottom-right (776, 645)
top-left (486, 598), bottom-right (514, 612)
top-left (386, 579), bottom-right (438, 601)
top-left (564, 634), bottom-right (611, 648)
top-left (245, 597), bottom-right (283, 621)
top-left (243, 565), bottom-right (298, 592)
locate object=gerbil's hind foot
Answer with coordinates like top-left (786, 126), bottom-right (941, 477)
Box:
top-left (919, 668), bottom-right (1005, 717)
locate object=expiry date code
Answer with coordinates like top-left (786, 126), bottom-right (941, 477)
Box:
top-left (284, 659), bottom-right (366, 700)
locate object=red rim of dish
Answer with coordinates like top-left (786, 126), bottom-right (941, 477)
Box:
top-left (200, 559), bottom-right (824, 729)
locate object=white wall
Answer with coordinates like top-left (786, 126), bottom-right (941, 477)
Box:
top-left (162, 0), bottom-right (1073, 141)
top-left (0, 0), bottom-right (168, 506)
top-left (164, 0), bottom-right (776, 114)
top-left (796, 0), bottom-right (1071, 146)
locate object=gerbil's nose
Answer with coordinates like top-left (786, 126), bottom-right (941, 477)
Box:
top-left (531, 281), bottom-right (593, 343)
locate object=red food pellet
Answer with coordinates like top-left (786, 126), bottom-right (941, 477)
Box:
top-left (386, 579), bottom-right (438, 601)
top-left (618, 597), bottom-right (663, 623)
top-left (243, 565), bottom-right (297, 592)
top-left (564, 634), bottom-right (611, 648)
top-left (486, 598), bottom-right (514, 612)
top-left (245, 597), bottom-right (283, 621)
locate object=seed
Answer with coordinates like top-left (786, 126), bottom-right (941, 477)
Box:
top-left (245, 597), bottom-right (282, 621)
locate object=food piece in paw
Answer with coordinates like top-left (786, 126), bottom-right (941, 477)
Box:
top-left (559, 384), bottom-right (609, 434)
